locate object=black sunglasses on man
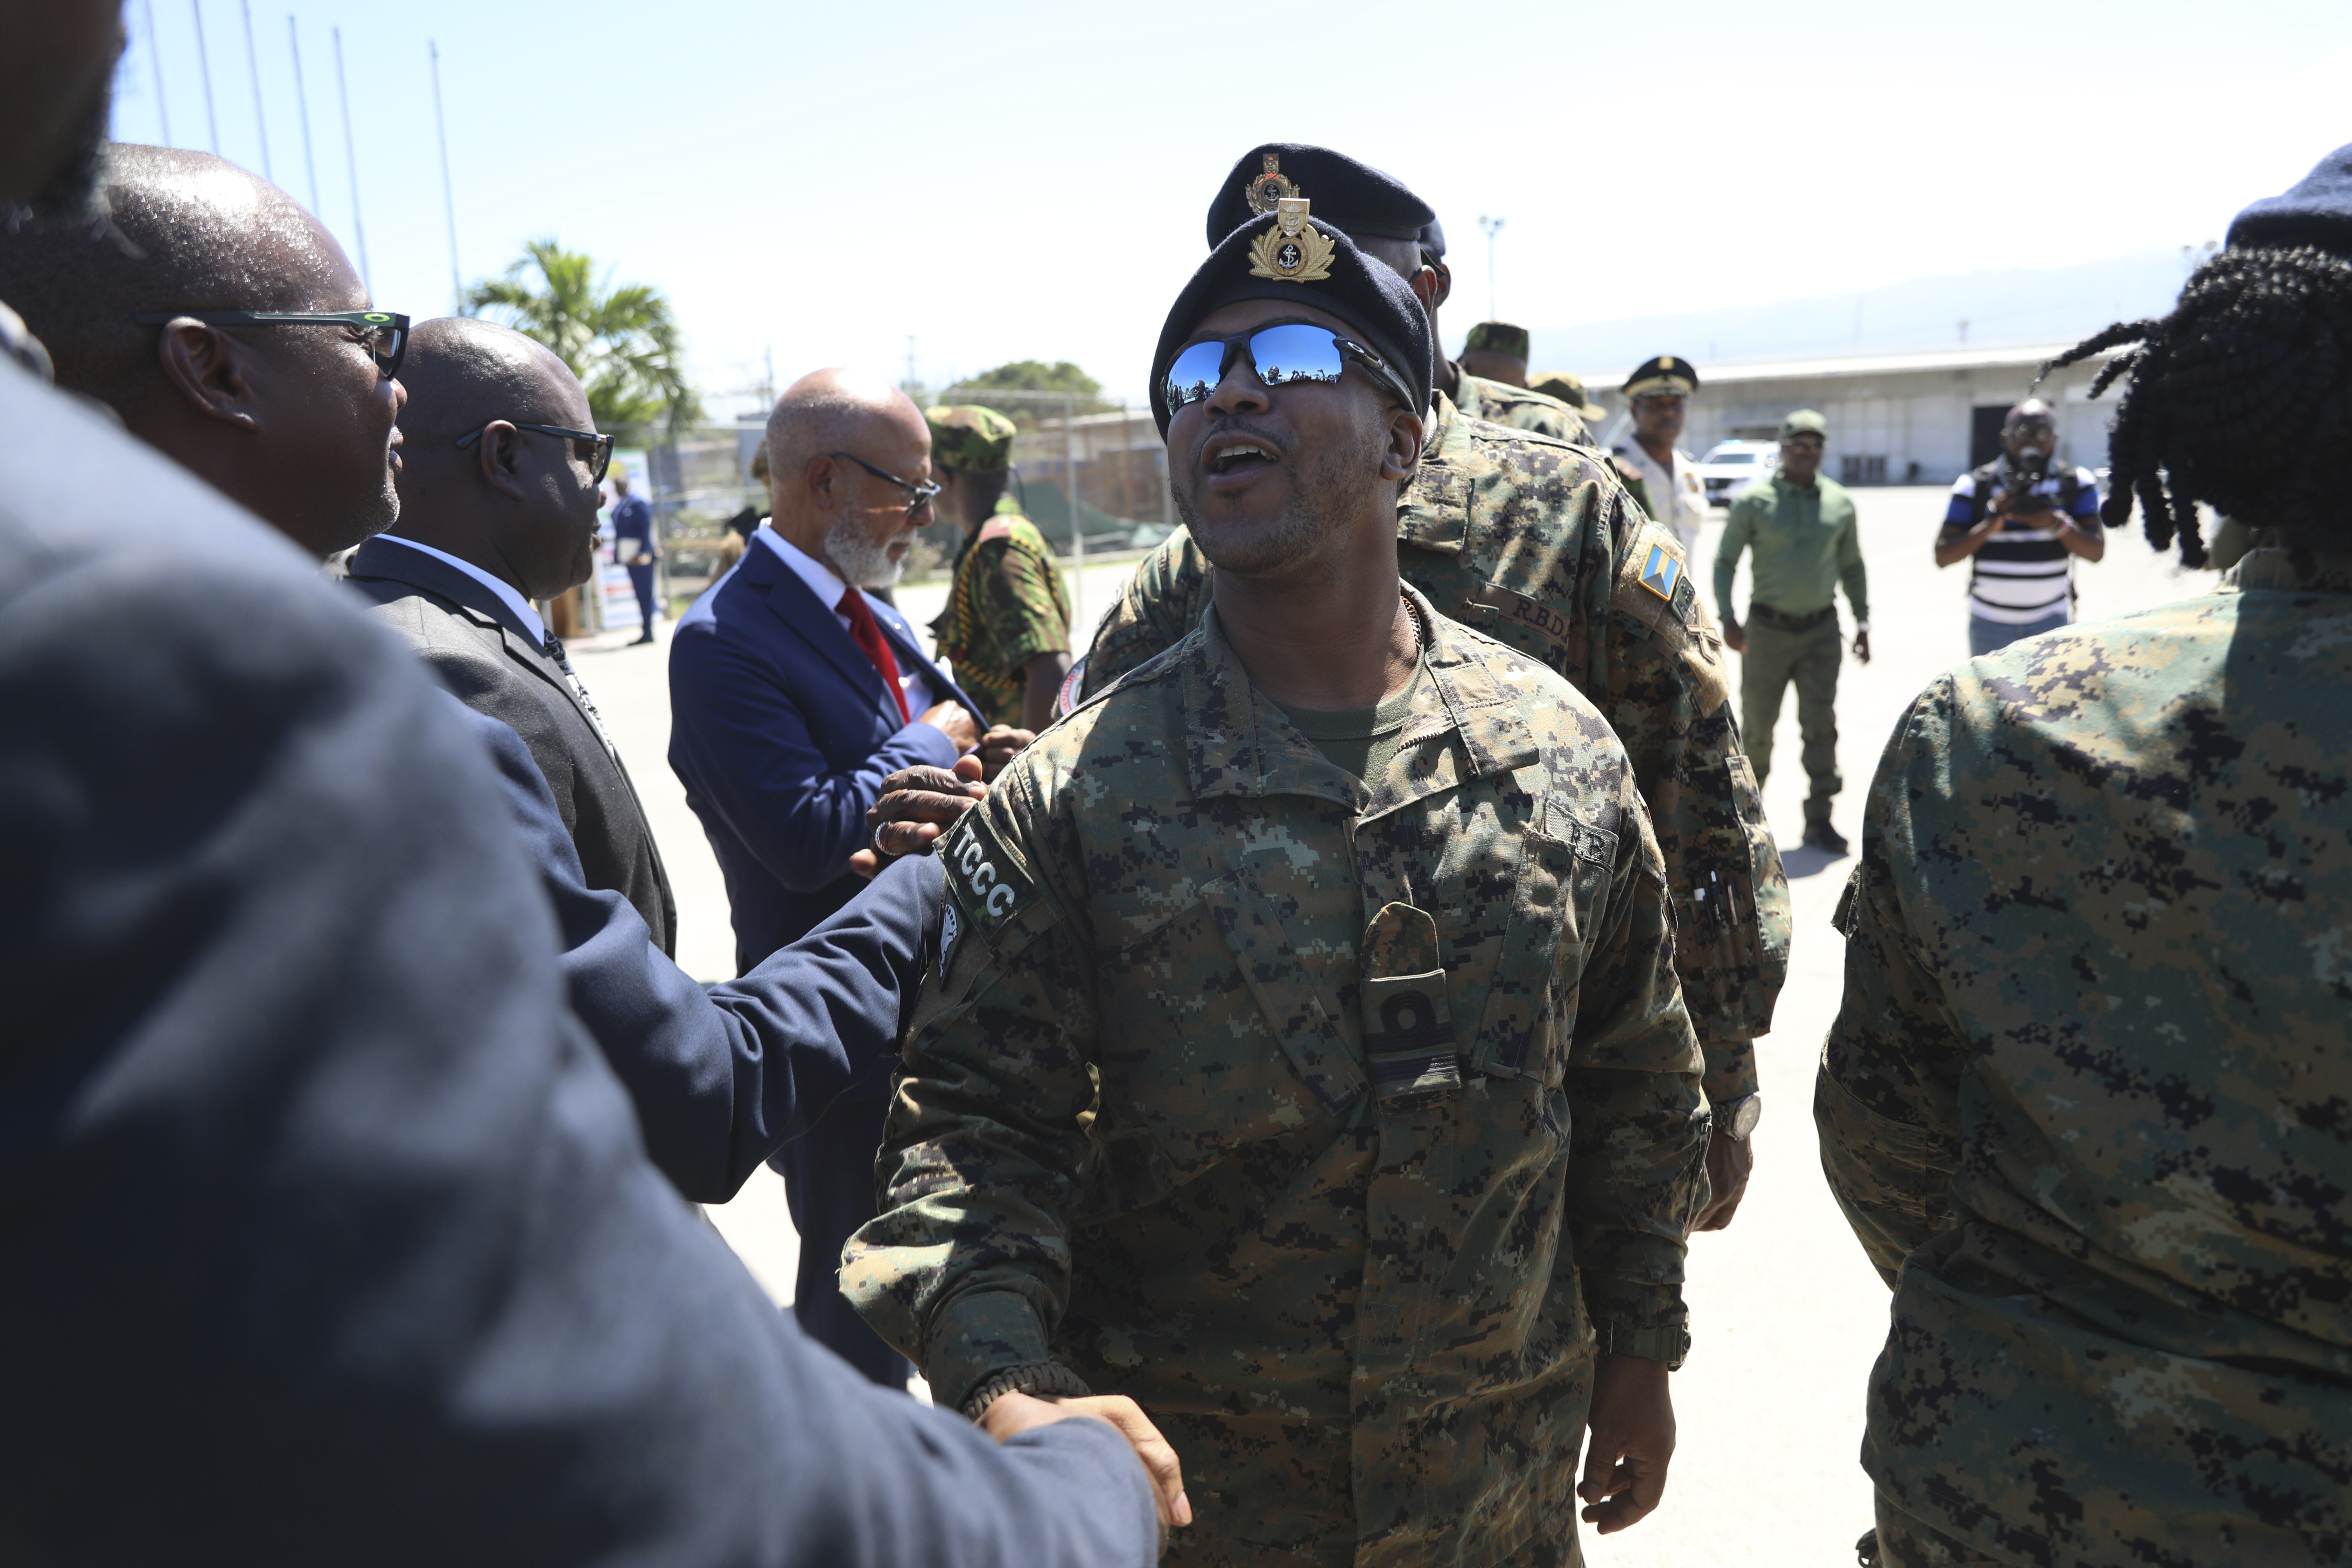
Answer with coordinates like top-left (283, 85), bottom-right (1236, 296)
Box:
top-left (454, 420), bottom-right (615, 484)
top-left (131, 309), bottom-right (410, 380)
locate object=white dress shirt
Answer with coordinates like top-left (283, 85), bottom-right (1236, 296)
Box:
top-left (377, 533), bottom-right (546, 643)
top-left (1612, 435), bottom-right (1711, 559)
top-left (755, 524), bottom-right (940, 717)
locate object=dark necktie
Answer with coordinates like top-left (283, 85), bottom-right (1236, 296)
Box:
top-left (836, 589), bottom-right (911, 724)
top-left (542, 632), bottom-right (620, 759)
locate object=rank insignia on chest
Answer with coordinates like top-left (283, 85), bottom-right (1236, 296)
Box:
top-left (1249, 197), bottom-right (1336, 284)
top-left (1639, 541), bottom-right (1684, 603)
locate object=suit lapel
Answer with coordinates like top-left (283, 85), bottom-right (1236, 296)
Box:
top-left (346, 537), bottom-right (604, 738)
top-left (748, 548), bottom-right (904, 727)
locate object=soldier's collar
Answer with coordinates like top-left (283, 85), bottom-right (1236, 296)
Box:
top-left (1180, 584), bottom-right (1535, 810)
top-left (1399, 393), bottom-right (1470, 555)
top-left (2221, 544), bottom-right (2352, 597)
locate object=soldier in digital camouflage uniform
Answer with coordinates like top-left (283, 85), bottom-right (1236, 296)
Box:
top-left (848, 204), bottom-right (1709, 1567)
top-left (1457, 320), bottom-right (1532, 390)
top-left (1531, 368), bottom-right (1652, 514)
top-left (1820, 147), bottom-right (2352, 1568)
top-left (1075, 144), bottom-right (1788, 1230)
top-left (925, 404), bottom-right (1073, 732)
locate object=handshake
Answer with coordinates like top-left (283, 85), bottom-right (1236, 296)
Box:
top-left (848, 733), bottom-right (1030, 876)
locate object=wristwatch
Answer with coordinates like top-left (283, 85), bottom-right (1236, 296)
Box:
top-left (959, 1359), bottom-right (1093, 1421)
top-left (1716, 1092), bottom-right (1763, 1141)
top-left (1596, 1319), bottom-right (1692, 1371)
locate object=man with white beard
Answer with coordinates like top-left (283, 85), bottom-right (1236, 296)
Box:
top-left (668, 367), bottom-right (1004, 1385)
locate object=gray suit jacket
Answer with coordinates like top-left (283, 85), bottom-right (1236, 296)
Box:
top-left (346, 536), bottom-right (677, 955)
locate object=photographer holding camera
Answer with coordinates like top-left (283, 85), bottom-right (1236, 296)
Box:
top-left (1935, 398), bottom-right (2105, 654)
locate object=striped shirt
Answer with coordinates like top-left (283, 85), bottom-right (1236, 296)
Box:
top-left (1943, 461), bottom-right (2102, 624)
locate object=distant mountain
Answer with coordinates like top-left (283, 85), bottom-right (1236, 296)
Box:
top-left (1513, 250), bottom-right (2191, 373)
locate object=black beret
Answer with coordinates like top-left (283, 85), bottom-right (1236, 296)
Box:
top-left (2226, 142), bottom-right (2352, 257)
top-left (1204, 143), bottom-right (1436, 250)
top-left (1150, 207), bottom-right (1432, 439)
top-left (1418, 218), bottom-right (1447, 262)
top-left (1623, 354), bottom-right (1700, 397)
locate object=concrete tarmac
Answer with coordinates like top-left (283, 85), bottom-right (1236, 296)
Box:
top-left (568, 496), bottom-right (2211, 1561)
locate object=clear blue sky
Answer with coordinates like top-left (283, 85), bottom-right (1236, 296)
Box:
top-left (108, 0), bottom-right (2352, 411)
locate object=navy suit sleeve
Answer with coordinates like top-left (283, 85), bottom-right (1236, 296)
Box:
top-left (0, 438), bottom-right (1156, 1567)
top-left (667, 615), bottom-right (957, 891)
top-left (462, 699), bottom-right (941, 1203)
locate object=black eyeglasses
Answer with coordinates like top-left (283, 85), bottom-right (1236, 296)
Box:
top-left (827, 450), bottom-right (940, 519)
top-left (131, 309), bottom-right (410, 379)
top-left (1162, 322), bottom-right (1416, 420)
top-left (454, 421), bottom-right (615, 483)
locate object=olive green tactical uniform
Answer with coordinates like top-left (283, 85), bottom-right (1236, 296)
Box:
top-left (847, 589), bottom-right (1708, 1566)
top-left (1820, 544), bottom-right (2352, 1567)
top-left (1713, 473), bottom-right (1868, 827)
top-left (929, 505), bottom-right (1071, 728)
top-left (1079, 394), bottom-right (1786, 1104)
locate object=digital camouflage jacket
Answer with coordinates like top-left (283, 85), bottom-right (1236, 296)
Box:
top-left (929, 509), bottom-right (1071, 729)
top-left (1077, 396), bottom-right (1787, 1095)
top-left (846, 590), bottom-right (1709, 1568)
top-left (1818, 545), bottom-right (2352, 1566)
top-left (1451, 369), bottom-right (1585, 444)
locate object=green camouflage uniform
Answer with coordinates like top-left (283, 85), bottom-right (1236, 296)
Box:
top-left (846, 587), bottom-right (1709, 1566)
top-left (1078, 396), bottom-right (1787, 1102)
top-left (1451, 368), bottom-right (1588, 445)
top-left (929, 504), bottom-right (1072, 729)
top-left (1817, 543), bottom-right (2352, 1567)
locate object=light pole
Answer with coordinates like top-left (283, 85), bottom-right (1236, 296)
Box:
top-left (1476, 214), bottom-right (1505, 320)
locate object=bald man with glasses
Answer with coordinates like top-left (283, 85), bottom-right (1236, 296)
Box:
top-left (348, 315), bottom-right (677, 954)
top-left (668, 365), bottom-right (1008, 1386)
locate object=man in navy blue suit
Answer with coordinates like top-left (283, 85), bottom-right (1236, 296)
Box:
top-left (610, 467), bottom-right (660, 645)
top-left (670, 366), bottom-right (1008, 1385)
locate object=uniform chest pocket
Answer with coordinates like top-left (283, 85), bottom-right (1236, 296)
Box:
top-left (1092, 872), bottom-right (1365, 1179)
top-left (1468, 820), bottom-right (1614, 1083)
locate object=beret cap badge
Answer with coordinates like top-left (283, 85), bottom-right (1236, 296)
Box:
top-left (1248, 197), bottom-right (1336, 284)
top-left (1242, 152), bottom-right (1301, 218)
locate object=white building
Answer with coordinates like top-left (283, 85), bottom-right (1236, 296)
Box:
top-left (1581, 341), bottom-right (2124, 485)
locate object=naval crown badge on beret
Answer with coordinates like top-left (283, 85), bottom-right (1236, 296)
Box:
top-left (1244, 152), bottom-right (1300, 217)
top-left (1249, 197), bottom-right (1336, 284)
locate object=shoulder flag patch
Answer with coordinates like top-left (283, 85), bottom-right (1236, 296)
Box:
top-left (1638, 541), bottom-right (1684, 603)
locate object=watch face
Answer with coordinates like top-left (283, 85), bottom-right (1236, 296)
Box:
top-left (1728, 1094), bottom-right (1763, 1140)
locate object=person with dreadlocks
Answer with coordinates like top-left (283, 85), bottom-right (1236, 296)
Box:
top-left (1817, 143), bottom-right (2352, 1568)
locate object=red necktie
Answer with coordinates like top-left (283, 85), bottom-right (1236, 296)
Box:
top-left (837, 589), bottom-right (911, 724)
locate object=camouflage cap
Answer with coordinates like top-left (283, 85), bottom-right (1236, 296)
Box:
top-left (1528, 369), bottom-right (1608, 421)
top-left (925, 405), bottom-right (1019, 473)
top-left (1780, 408), bottom-right (1829, 440)
top-left (1462, 321), bottom-right (1530, 360)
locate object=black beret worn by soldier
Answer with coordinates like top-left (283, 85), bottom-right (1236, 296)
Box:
top-left (1205, 142), bottom-right (1587, 442)
top-left (847, 202), bottom-right (1709, 1567)
top-left (1085, 169), bottom-right (1789, 1118)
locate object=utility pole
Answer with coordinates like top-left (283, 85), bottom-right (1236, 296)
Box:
top-left (288, 16), bottom-right (319, 213)
top-left (429, 41), bottom-right (462, 313)
top-left (1476, 214), bottom-right (1505, 320)
top-left (239, 0), bottom-right (270, 179)
top-left (190, 0), bottom-right (220, 152)
top-left (144, 1), bottom-right (173, 146)
top-left (905, 335), bottom-right (917, 393)
top-left (331, 26), bottom-right (370, 293)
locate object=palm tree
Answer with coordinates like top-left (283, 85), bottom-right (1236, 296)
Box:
top-left (465, 239), bottom-right (703, 434)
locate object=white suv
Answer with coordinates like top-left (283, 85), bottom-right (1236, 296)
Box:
top-left (1695, 441), bottom-right (1778, 508)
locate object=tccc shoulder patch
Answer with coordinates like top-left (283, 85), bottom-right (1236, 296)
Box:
top-left (942, 814), bottom-right (1038, 948)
